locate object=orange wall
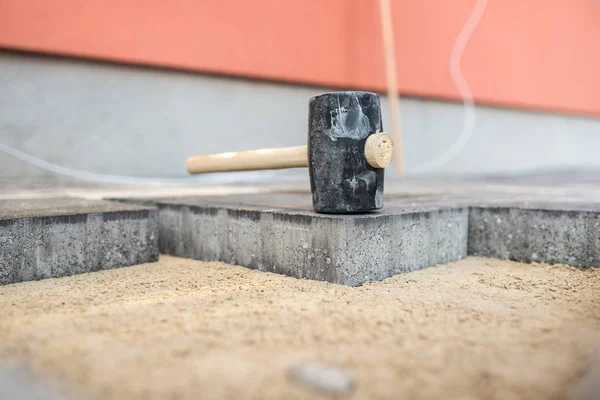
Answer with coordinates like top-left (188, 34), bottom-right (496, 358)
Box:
top-left (1, 0), bottom-right (599, 116)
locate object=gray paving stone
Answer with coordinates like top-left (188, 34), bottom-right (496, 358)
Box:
top-left (468, 202), bottom-right (600, 268)
top-left (0, 198), bottom-right (159, 285)
top-left (386, 176), bottom-right (600, 269)
top-left (117, 193), bottom-right (469, 286)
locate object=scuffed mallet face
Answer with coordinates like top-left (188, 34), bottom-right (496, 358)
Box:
top-left (308, 91), bottom-right (385, 213)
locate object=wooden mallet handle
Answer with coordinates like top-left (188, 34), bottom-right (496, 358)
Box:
top-left (186, 146), bottom-right (308, 174)
top-left (186, 132), bottom-right (393, 174)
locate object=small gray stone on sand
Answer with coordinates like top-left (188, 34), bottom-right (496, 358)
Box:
top-left (567, 349), bottom-right (600, 400)
top-left (0, 364), bottom-right (65, 400)
top-left (290, 361), bottom-right (355, 396)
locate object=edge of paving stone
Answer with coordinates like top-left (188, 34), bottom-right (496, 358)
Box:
top-left (470, 200), bottom-right (600, 213)
top-left (0, 197), bottom-right (159, 221)
top-left (0, 197), bottom-right (161, 285)
top-left (108, 196), bottom-right (467, 220)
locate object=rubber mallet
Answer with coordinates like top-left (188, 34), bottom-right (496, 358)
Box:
top-left (186, 91), bottom-right (393, 213)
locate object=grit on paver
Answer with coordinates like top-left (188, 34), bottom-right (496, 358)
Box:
top-left (0, 255), bottom-right (598, 400)
top-left (0, 198), bottom-right (159, 284)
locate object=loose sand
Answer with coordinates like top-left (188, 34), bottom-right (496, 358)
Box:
top-left (0, 256), bottom-right (598, 400)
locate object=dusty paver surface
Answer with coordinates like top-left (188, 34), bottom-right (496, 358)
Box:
top-left (0, 256), bottom-right (598, 400)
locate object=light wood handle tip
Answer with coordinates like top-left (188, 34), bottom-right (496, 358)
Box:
top-left (365, 132), bottom-right (394, 169)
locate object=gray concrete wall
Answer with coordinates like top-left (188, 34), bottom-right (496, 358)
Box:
top-left (1, 50), bottom-right (599, 181)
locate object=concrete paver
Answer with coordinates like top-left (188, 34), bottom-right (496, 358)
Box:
top-left (119, 193), bottom-right (468, 286)
top-left (0, 197), bottom-right (158, 284)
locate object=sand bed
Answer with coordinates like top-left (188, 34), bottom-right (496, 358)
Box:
top-left (0, 256), bottom-right (598, 400)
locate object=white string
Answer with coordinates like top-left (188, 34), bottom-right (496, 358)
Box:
top-left (409, 0), bottom-right (487, 174)
top-left (0, 137), bottom-right (283, 186)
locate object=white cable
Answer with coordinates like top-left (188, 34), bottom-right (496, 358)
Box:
top-left (409, 0), bottom-right (487, 174)
top-left (0, 137), bottom-right (284, 186)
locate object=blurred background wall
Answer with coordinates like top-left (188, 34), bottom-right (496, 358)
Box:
top-left (1, 0), bottom-right (599, 180)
